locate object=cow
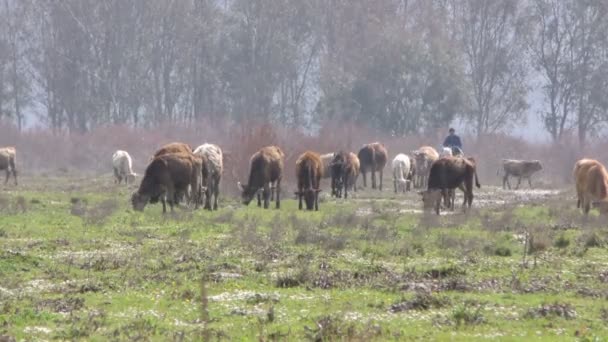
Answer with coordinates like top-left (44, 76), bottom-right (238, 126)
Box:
top-left (112, 150), bottom-right (137, 185)
top-left (420, 157), bottom-right (480, 215)
top-left (444, 157), bottom-right (479, 211)
top-left (295, 151), bottom-right (323, 211)
top-left (0, 147), bottom-right (17, 185)
top-left (500, 159), bottom-right (543, 189)
top-left (412, 146), bottom-right (439, 189)
top-left (320, 153), bottom-right (335, 180)
top-left (153, 142), bottom-right (192, 158)
top-left (131, 152), bottom-right (203, 213)
top-left (392, 154), bottom-right (412, 193)
top-left (330, 151), bottom-right (347, 198)
top-left (357, 142), bottom-right (388, 190)
top-left (193, 144), bottom-right (223, 210)
top-left (574, 159), bottom-right (608, 215)
top-left (238, 146), bottom-right (284, 209)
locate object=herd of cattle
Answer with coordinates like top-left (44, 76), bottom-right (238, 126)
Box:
top-left (2, 142), bottom-right (608, 216)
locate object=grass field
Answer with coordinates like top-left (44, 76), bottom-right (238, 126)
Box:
top-left (1, 175), bottom-right (608, 341)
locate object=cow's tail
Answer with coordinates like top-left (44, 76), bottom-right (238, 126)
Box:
top-left (475, 170), bottom-right (481, 188)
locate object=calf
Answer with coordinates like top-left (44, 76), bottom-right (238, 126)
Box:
top-left (112, 150), bottom-right (137, 185)
top-left (238, 146), bottom-right (284, 209)
top-left (194, 143), bottom-right (223, 210)
top-left (131, 152), bottom-right (203, 213)
top-left (0, 147), bottom-right (17, 185)
top-left (420, 157), bottom-right (480, 215)
top-left (412, 146), bottom-right (439, 189)
top-left (295, 151), bottom-right (323, 210)
top-left (574, 159), bottom-right (608, 215)
top-left (500, 159), bottom-right (543, 189)
top-left (392, 154), bottom-right (412, 193)
top-left (357, 142), bottom-right (388, 190)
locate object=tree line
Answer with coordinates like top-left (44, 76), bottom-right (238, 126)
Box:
top-left (0, 0), bottom-right (606, 146)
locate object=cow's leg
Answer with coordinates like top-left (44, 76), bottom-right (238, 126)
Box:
top-left (113, 168), bottom-right (120, 184)
top-left (257, 191), bottom-right (262, 207)
top-left (362, 171), bottom-right (367, 188)
top-left (515, 177), bottom-right (522, 190)
top-left (502, 174), bottom-right (509, 189)
top-left (344, 176), bottom-right (348, 199)
top-left (5, 169), bottom-right (10, 185)
top-left (214, 178), bottom-right (220, 210)
top-left (270, 182), bottom-right (275, 201)
top-left (12, 169), bottom-right (17, 186)
top-left (275, 179), bottom-right (281, 209)
top-left (298, 190), bottom-right (303, 210)
top-left (528, 177), bottom-right (533, 189)
top-left (315, 191), bottom-right (319, 211)
top-left (379, 170), bottom-right (383, 191)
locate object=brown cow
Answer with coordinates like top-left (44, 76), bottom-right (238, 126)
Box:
top-left (500, 159), bottom-right (543, 189)
top-left (574, 158), bottom-right (608, 215)
top-left (330, 151), bottom-right (359, 199)
top-left (131, 152), bottom-right (203, 213)
top-left (357, 142), bottom-right (388, 190)
top-left (444, 157), bottom-right (479, 211)
top-left (320, 153), bottom-right (335, 180)
top-left (420, 157), bottom-right (480, 215)
top-left (0, 147), bottom-right (17, 185)
top-left (153, 142), bottom-right (192, 158)
top-left (238, 146), bottom-right (284, 209)
top-left (295, 151), bottom-right (323, 210)
top-left (412, 146), bottom-right (439, 189)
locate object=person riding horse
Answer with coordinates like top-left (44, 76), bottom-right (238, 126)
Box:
top-left (443, 128), bottom-right (463, 156)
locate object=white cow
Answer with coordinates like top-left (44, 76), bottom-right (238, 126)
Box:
top-left (193, 143), bottom-right (223, 210)
top-left (320, 153), bottom-right (335, 179)
top-left (112, 150), bottom-right (137, 184)
top-left (392, 153), bottom-right (412, 193)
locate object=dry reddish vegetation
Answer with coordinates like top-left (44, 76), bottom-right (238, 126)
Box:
top-left (0, 120), bottom-right (598, 193)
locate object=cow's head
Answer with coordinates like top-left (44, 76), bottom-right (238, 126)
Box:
top-left (418, 189), bottom-right (442, 212)
top-left (131, 191), bottom-right (149, 211)
top-left (126, 173), bottom-right (137, 184)
top-left (237, 181), bottom-right (257, 205)
top-left (296, 188), bottom-right (321, 210)
top-left (531, 160), bottom-right (543, 172)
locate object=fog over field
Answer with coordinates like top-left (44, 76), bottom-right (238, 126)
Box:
top-left (2, 0), bottom-right (608, 340)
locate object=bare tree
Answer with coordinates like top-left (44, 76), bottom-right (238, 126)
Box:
top-left (457, 0), bottom-right (529, 137)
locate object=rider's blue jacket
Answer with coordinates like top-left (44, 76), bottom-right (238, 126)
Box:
top-left (443, 134), bottom-right (462, 149)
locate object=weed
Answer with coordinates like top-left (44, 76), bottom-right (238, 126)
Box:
top-left (554, 234), bottom-right (570, 249)
top-left (390, 293), bottom-right (450, 313)
top-left (451, 302), bottom-right (485, 326)
top-left (524, 302), bottom-right (577, 320)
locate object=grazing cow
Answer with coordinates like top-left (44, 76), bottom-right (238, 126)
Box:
top-left (0, 147), bottom-right (17, 185)
top-left (332, 152), bottom-right (360, 199)
top-left (320, 153), bottom-right (335, 180)
top-left (440, 147), bottom-right (453, 158)
top-left (131, 152), bottom-right (203, 213)
top-left (574, 159), bottom-right (608, 215)
top-left (112, 150), bottom-right (137, 185)
top-left (153, 142), bottom-right (192, 158)
top-left (412, 146), bottom-right (439, 189)
top-left (238, 146), bottom-right (284, 209)
top-left (295, 151), bottom-right (323, 210)
top-left (194, 144), bottom-right (223, 210)
top-left (392, 154), bottom-right (412, 193)
top-left (357, 142), bottom-right (388, 190)
top-left (444, 157), bottom-right (479, 210)
top-left (420, 157), bottom-right (480, 215)
top-left (500, 159), bottom-right (543, 189)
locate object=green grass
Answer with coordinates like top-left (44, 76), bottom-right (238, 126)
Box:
top-left (1, 177), bottom-right (608, 341)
